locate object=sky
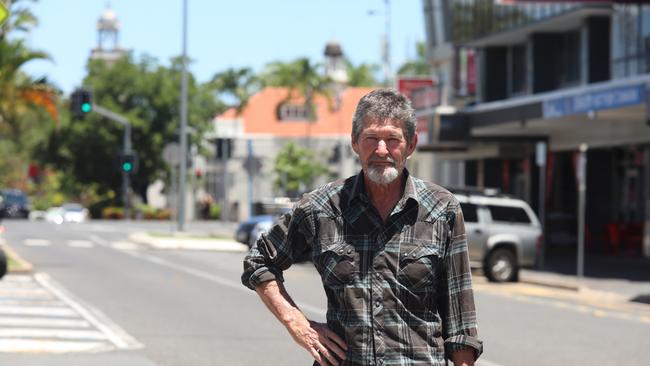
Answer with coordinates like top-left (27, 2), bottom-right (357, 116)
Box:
top-left (19, 0), bottom-right (426, 95)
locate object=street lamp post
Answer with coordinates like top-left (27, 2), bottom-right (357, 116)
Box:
top-left (178, 0), bottom-right (189, 231)
top-left (368, 0), bottom-right (391, 86)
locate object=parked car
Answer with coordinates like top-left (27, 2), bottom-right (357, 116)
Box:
top-left (45, 204), bottom-right (90, 224)
top-left (0, 189), bottom-right (30, 219)
top-left (248, 219), bottom-right (275, 248)
top-left (452, 188), bottom-right (543, 283)
top-left (236, 215), bottom-right (276, 246)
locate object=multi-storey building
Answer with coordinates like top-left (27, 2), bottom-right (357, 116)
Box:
top-left (421, 0), bottom-right (650, 258)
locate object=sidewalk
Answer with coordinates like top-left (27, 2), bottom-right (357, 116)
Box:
top-left (519, 249), bottom-right (650, 305)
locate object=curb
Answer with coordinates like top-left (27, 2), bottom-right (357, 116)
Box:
top-left (519, 276), bottom-right (581, 292)
top-left (1, 242), bottom-right (33, 274)
top-left (129, 232), bottom-right (249, 252)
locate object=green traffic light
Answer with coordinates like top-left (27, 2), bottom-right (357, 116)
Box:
top-left (81, 103), bottom-right (92, 113)
top-left (122, 162), bottom-right (133, 172)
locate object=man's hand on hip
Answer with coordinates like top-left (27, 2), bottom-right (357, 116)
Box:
top-left (286, 316), bottom-right (347, 366)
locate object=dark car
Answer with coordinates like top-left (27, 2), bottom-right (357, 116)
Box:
top-left (0, 189), bottom-right (30, 219)
top-left (236, 215), bottom-right (275, 246)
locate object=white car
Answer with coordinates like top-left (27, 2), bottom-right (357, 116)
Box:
top-left (45, 204), bottom-right (90, 224)
top-left (453, 188), bottom-right (543, 283)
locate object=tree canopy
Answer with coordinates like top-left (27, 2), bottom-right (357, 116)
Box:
top-left (39, 55), bottom-right (223, 205)
top-left (273, 141), bottom-right (327, 198)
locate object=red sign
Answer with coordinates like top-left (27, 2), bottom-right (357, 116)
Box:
top-left (411, 87), bottom-right (440, 111)
top-left (397, 77), bottom-right (435, 103)
top-left (467, 49), bottom-right (476, 95)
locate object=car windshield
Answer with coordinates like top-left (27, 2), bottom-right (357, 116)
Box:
top-left (62, 204), bottom-right (84, 212)
top-left (2, 192), bottom-right (27, 205)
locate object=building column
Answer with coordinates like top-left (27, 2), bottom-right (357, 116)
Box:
top-left (477, 159), bottom-right (485, 189)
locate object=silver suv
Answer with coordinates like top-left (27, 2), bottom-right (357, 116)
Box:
top-left (453, 189), bottom-right (543, 283)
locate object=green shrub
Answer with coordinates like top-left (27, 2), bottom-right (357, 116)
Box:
top-left (102, 206), bottom-right (124, 219)
top-left (209, 203), bottom-right (221, 220)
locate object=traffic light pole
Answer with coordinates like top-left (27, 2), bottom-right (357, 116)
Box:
top-left (92, 104), bottom-right (132, 220)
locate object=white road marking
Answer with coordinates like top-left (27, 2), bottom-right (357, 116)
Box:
top-left (0, 289), bottom-right (53, 298)
top-left (0, 328), bottom-right (107, 340)
top-left (89, 234), bottom-right (110, 247)
top-left (116, 248), bottom-right (508, 366)
top-left (91, 234), bottom-right (507, 366)
top-left (67, 240), bottom-right (94, 248)
top-left (0, 317), bottom-right (91, 328)
top-left (35, 273), bottom-right (142, 350)
top-left (111, 241), bottom-right (139, 251)
top-left (0, 306), bottom-right (77, 317)
top-left (23, 239), bottom-right (50, 247)
top-left (0, 275), bottom-right (33, 283)
top-left (0, 339), bottom-right (109, 353)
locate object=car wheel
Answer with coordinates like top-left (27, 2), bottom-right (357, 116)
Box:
top-left (0, 248), bottom-right (7, 280)
top-left (484, 247), bottom-right (518, 283)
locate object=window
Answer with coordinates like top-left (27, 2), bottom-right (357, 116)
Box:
top-left (279, 103), bottom-right (310, 121)
top-left (487, 205), bottom-right (531, 224)
top-left (460, 203), bottom-right (479, 223)
top-left (511, 44), bottom-right (527, 94)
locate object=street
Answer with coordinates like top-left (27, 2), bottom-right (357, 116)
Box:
top-left (1, 220), bottom-right (648, 366)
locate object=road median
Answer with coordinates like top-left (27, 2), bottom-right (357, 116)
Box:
top-left (1, 241), bottom-right (33, 274)
top-left (129, 232), bottom-right (248, 252)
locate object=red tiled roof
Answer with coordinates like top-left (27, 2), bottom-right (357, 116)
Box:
top-left (215, 86), bottom-right (376, 137)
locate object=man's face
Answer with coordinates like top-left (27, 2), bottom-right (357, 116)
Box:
top-left (352, 118), bottom-right (417, 186)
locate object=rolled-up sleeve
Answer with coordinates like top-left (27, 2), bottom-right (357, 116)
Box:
top-left (439, 203), bottom-right (484, 360)
top-left (241, 200), bottom-right (314, 290)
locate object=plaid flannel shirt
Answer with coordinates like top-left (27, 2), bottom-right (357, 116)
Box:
top-left (242, 170), bottom-right (483, 365)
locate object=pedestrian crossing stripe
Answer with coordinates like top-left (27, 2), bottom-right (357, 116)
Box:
top-left (0, 274), bottom-right (142, 353)
top-left (0, 339), bottom-right (110, 354)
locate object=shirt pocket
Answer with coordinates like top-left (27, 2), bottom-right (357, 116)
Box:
top-left (398, 243), bottom-right (442, 292)
top-left (317, 241), bottom-right (358, 288)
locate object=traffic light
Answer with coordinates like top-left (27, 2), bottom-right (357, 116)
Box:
top-left (70, 88), bottom-right (93, 119)
top-left (119, 153), bottom-right (138, 174)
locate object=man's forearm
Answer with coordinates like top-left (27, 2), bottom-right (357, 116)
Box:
top-left (255, 280), bottom-right (305, 327)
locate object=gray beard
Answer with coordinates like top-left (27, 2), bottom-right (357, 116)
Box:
top-left (367, 165), bottom-right (401, 186)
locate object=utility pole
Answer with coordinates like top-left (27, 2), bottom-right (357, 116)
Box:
top-left (577, 144), bottom-right (588, 280)
top-left (536, 141), bottom-right (547, 269)
top-left (178, 0), bottom-right (189, 231)
top-left (92, 105), bottom-right (133, 219)
top-left (368, 0), bottom-right (391, 86)
top-left (383, 0), bottom-right (391, 86)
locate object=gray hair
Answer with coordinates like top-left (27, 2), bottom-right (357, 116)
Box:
top-left (351, 88), bottom-right (416, 144)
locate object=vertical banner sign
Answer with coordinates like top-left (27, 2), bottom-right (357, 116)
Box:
top-left (0, 1), bottom-right (9, 26)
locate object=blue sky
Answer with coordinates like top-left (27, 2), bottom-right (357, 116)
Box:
top-left (20, 0), bottom-right (426, 94)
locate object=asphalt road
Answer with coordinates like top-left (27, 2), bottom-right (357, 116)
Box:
top-left (1, 220), bottom-right (648, 366)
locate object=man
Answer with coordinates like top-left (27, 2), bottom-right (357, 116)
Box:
top-left (242, 89), bottom-right (482, 365)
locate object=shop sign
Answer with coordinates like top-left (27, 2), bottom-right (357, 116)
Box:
top-left (397, 77), bottom-right (434, 103)
top-left (543, 84), bottom-right (644, 119)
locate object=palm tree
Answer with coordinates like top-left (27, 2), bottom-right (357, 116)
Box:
top-left (397, 42), bottom-right (432, 76)
top-left (260, 57), bottom-right (332, 121)
top-left (209, 67), bottom-right (261, 115)
top-left (0, 0), bottom-right (57, 188)
top-left (346, 60), bottom-right (380, 87)
top-left (0, 39), bottom-right (56, 139)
